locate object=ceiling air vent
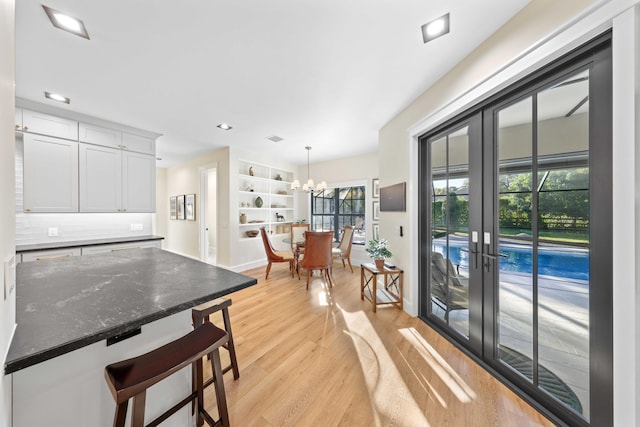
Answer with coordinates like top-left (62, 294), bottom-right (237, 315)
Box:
top-left (266, 135), bottom-right (284, 143)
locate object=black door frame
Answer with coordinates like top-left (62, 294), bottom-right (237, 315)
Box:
top-left (418, 32), bottom-right (612, 427)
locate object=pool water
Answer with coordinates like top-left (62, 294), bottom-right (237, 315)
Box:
top-left (434, 239), bottom-right (589, 281)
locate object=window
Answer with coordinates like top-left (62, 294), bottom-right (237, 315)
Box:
top-left (311, 186), bottom-right (366, 244)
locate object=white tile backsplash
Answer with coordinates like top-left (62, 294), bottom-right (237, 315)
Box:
top-left (15, 137), bottom-right (153, 245)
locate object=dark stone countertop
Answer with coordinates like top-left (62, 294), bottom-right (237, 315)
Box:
top-left (16, 235), bottom-right (165, 253)
top-left (5, 248), bottom-right (257, 374)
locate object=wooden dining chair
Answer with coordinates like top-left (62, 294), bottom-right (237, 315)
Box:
top-left (260, 227), bottom-right (294, 279)
top-left (332, 225), bottom-right (354, 273)
top-left (298, 230), bottom-right (334, 289)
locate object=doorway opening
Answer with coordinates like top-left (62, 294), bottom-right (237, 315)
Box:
top-left (200, 164), bottom-right (217, 265)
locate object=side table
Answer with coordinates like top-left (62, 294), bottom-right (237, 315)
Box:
top-left (360, 263), bottom-right (403, 312)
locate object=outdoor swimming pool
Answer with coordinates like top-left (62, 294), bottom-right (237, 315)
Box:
top-left (434, 238), bottom-right (589, 281)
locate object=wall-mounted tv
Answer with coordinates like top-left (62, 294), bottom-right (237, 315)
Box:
top-left (380, 182), bottom-right (406, 212)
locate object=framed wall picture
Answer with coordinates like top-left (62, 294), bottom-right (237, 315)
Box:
top-left (372, 178), bottom-right (380, 198)
top-left (186, 194), bottom-right (196, 220)
top-left (170, 196), bottom-right (177, 220)
top-left (372, 200), bottom-right (380, 221)
top-left (372, 223), bottom-right (380, 241)
top-left (177, 195), bottom-right (185, 220)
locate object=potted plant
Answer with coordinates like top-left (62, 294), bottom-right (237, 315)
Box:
top-left (366, 238), bottom-right (392, 270)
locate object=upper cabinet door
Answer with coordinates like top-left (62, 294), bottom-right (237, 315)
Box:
top-left (79, 123), bottom-right (122, 149)
top-left (23, 134), bottom-right (78, 213)
top-left (79, 143), bottom-right (122, 212)
top-left (122, 151), bottom-right (155, 212)
top-left (122, 132), bottom-right (155, 155)
top-left (22, 109), bottom-right (78, 140)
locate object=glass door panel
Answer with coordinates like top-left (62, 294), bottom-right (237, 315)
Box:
top-left (430, 136), bottom-right (448, 324)
top-left (495, 97), bottom-right (534, 380)
top-left (536, 70), bottom-right (590, 418)
top-left (429, 126), bottom-right (470, 338)
top-left (492, 69), bottom-right (592, 419)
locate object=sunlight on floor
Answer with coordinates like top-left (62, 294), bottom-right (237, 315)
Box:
top-left (399, 327), bottom-right (477, 404)
top-left (340, 305), bottom-right (430, 427)
top-left (318, 289), bottom-right (330, 306)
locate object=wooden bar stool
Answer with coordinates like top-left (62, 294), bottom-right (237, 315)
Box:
top-left (104, 322), bottom-right (230, 427)
top-left (192, 298), bottom-right (240, 381)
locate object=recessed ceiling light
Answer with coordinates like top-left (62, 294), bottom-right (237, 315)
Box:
top-left (421, 13), bottom-right (450, 44)
top-left (44, 91), bottom-right (70, 104)
top-left (266, 135), bottom-right (284, 143)
top-left (217, 123), bottom-right (232, 131)
top-left (42, 5), bottom-right (90, 39)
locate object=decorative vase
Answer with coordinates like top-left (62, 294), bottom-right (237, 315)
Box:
top-left (255, 196), bottom-right (263, 208)
top-left (240, 213), bottom-right (247, 224)
top-left (374, 258), bottom-right (385, 270)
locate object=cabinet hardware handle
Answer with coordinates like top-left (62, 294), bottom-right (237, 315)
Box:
top-left (23, 126), bottom-right (28, 131)
top-left (24, 208), bottom-right (31, 212)
top-left (122, 146), bottom-right (127, 149)
top-left (123, 209), bottom-right (127, 212)
top-left (15, 124), bottom-right (19, 129)
top-left (35, 254), bottom-right (70, 261)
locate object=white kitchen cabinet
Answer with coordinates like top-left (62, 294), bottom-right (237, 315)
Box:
top-left (79, 143), bottom-right (155, 213)
top-left (80, 240), bottom-right (160, 255)
top-left (78, 124), bottom-right (155, 155)
top-left (78, 122), bottom-right (122, 149)
top-left (23, 134), bottom-right (78, 213)
top-left (122, 132), bottom-right (156, 155)
top-left (21, 248), bottom-right (82, 262)
top-left (17, 103), bottom-right (158, 213)
top-left (15, 107), bottom-right (22, 131)
top-left (22, 109), bottom-right (78, 140)
top-left (122, 151), bottom-right (156, 212)
top-left (79, 143), bottom-right (122, 212)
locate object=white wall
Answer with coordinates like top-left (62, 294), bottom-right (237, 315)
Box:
top-left (163, 147), bottom-right (230, 264)
top-left (153, 167), bottom-right (168, 248)
top-left (0, 1), bottom-right (16, 425)
top-left (379, 0), bottom-right (639, 425)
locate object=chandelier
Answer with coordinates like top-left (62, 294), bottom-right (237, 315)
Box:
top-left (291, 146), bottom-right (327, 192)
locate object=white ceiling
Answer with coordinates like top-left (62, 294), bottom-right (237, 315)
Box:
top-left (16, 0), bottom-right (532, 167)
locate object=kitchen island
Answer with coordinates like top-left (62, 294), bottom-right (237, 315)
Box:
top-left (5, 248), bottom-right (257, 426)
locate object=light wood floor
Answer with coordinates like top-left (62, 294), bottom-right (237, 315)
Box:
top-left (203, 263), bottom-right (553, 427)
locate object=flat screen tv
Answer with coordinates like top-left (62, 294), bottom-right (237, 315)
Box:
top-left (380, 182), bottom-right (406, 212)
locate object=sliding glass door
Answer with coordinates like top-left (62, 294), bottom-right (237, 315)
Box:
top-left (419, 34), bottom-right (612, 426)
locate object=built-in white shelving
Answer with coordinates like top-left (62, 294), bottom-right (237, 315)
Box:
top-left (237, 160), bottom-right (296, 240)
